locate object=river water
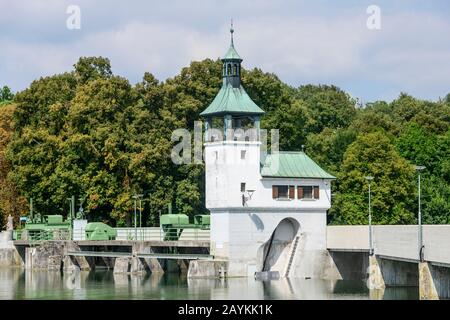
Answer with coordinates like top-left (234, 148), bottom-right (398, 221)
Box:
top-left (0, 268), bottom-right (418, 300)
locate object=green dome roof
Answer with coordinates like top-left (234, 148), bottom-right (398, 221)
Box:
top-left (200, 83), bottom-right (265, 117)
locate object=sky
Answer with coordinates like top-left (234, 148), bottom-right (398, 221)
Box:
top-left (1, 0), bottom-right (449, 102)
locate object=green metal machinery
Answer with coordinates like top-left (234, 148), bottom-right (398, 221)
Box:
top-left (14, 199), bottom-right (71, 241)
top-left (160, 203), bottom-right (210, 240)
top-left (85, 222), bottom-right (117, 240)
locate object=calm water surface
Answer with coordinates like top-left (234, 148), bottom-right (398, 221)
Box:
top-left (0, 268), bottom-right (418, 300)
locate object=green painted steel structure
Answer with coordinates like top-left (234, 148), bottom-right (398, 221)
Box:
top-left (14, 214), bottom-right (71, 241)
top-left (85, 222), bottom-right (117, 240)
top-left (261, 152), bottom-right (336, 179)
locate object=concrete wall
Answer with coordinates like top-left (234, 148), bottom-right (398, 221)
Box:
top-left (327, 225), bottom-right (450, 265)
top-left (327, 226), bottom-right (369, 251)
top-left (373, 226), bottom-right (418, 261)
top-left (423, 226), bottom-right (450, 265)
top-left (330, 225), bottom-right (450, 300)
top-left (0, 231), bottom-right (22, 267)
top-left (210, 209), bottom-right (328, 277)
top-left (204, 138), bottom-right (333, 278)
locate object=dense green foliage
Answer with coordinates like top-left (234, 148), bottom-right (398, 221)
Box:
top-left (1, 57), bottom-right (449, 226)
top-left (0, 102), bottom-right (28, 227)
top-left (0, 86), bottom-right (14, 103)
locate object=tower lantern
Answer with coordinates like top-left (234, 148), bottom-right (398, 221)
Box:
top-left (200, 22), bottom-right (265, 142)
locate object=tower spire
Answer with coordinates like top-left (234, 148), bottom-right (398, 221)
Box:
top-left (230, 19), bottom-right (234, 46)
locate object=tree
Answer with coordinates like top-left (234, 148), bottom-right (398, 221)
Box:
top-left (396, 124), bottom-right (450, 223)
top-left (350, 107), bottom-right (400, 135)
top-left (307, 127), bottom-right (357, 175)
top-left (296, 84), bottom-right (357, 134)
top-left (4, 55), bottom-right (449, 228)
top-left (0, 86), bottom-right (14, 103)
top-left (0, 103), bottom-right (28, 228)
top-left (262, 100), bottom-right (309, 151)
top-left (391, 93), bottom-right (450, 134)
top-left (330, 131), bottom-right (416, 225)
top-left (7, 57), bottom-right (212, 226)
top-left (74, 56), bottom-right (113, 84)
top-left (242, 68), bottom-right (294, 114)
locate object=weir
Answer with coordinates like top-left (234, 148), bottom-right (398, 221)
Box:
top-left (2, 224), bottom-right (450, 299)
top-left (327, 225), bottom-right (450, 300)
top-left (2, 239), bottom-right (210, 276)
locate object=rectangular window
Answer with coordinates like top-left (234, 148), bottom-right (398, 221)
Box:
top-left (241, 182), bottom-right (246, 192)
top-left (241, 150), bottom-right (246, 159)
top-left (297, 186), bottom-right (320, 199)
top-left (273, 185), bottom-right (289, 199)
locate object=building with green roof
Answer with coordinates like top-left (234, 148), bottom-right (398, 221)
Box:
top-left (261, 152), bottom-right (336, 179)
top-left (201, 23), bottom-right (335, 278)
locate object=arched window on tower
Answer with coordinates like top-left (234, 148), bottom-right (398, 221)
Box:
top-left (227, 63), bottom-right (232, 75)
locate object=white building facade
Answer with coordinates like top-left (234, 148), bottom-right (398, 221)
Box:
top-left (201, 28), bottom-right (335, 278)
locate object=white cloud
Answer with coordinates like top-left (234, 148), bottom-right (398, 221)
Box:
top-left (0, 1), bottom-right (449, 102)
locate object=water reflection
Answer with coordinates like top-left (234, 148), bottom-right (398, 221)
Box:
top-left (0, 268), bottom-right (418, 300)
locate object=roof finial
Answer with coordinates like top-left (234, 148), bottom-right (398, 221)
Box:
top-left (230, 18), bottom-right (234, 46)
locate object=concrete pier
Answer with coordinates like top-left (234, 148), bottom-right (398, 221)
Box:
top-left (187, 260), bottom-right (228, 278)
top-left (419, 262), bottom-right (450, 300)
top-left (367, 255), bottom-right (385, 290)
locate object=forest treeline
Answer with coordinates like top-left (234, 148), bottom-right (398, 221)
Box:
top-left (0, 57), bottom-right (449, 227)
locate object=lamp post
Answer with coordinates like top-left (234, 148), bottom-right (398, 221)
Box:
top-left (365, 176), bottom-right (374, 255)
top-left (132, 195), bottom-right (137, 241)
top-left (138, 195), bottom-right (143, 241)
top-left (415, 165), bottom-right (426, 261)
top-left (132, 194), bottom-right (144, 241)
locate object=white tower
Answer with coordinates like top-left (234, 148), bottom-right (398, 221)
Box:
top-left (201, 26), bottom-right (335, 278)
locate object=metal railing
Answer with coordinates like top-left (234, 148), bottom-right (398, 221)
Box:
top-left (13, 229), bottom-right (71, 245)
top-left (115, 227), bottom-right (210, 241)
top-left (12, 227), bottom-right (210, 243)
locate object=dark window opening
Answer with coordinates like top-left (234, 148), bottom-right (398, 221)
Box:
top-left (272, 185), bottom-right (288, 199)
top-left (297, 186), bottom-right (320, 199)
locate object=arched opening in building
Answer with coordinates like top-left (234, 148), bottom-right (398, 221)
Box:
top-left (260, 218), bottom-right (300, 274)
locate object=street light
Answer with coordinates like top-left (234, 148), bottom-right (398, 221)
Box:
top-left (365, 176), bottom-right (374, 255)
top-left (132, 194), bottom-right (143, 241)
top-left (415, 165), bottom-right (426, 261)
top-left (138, 195), bottom-right (144, 241)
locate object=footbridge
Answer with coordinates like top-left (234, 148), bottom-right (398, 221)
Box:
top-left (327, 225), bottom-right (450, 299)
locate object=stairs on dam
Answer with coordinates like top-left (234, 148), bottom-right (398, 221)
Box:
top-left (285, 236), bottom-right (300, 277)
